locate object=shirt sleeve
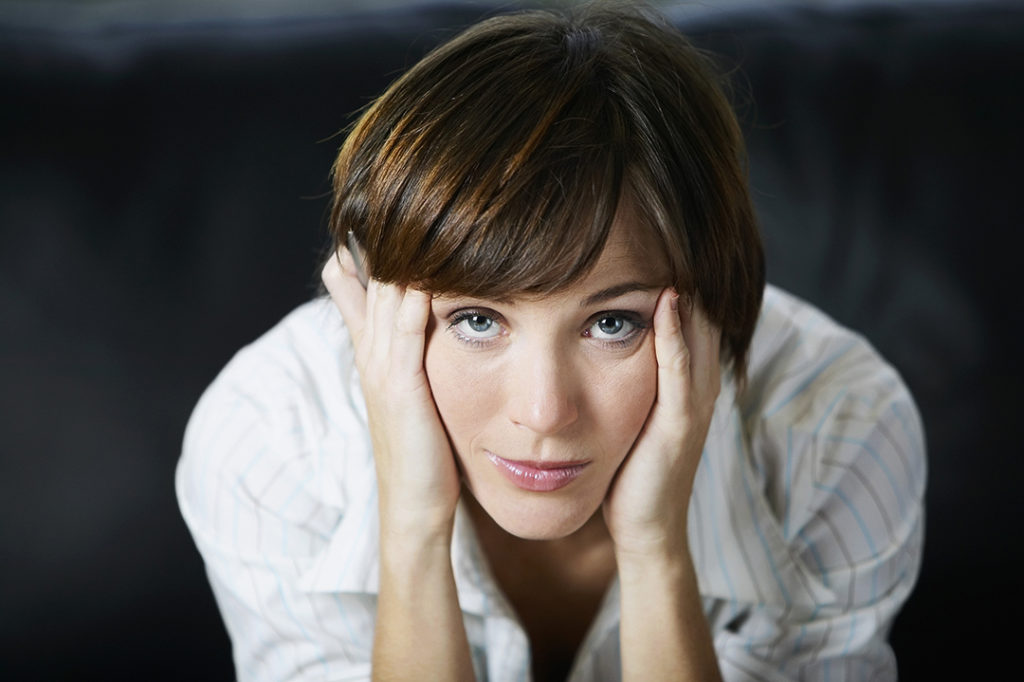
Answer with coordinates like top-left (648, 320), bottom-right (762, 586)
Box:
top-left (717, 336), bottom-right (926, 681)
top-left (176, 309), bottom-right (377, 682)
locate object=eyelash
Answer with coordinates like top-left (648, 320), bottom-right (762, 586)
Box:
top-left (446, 309), bottom-right (648, 350)
top-left (584, 313), bottom-right (648, 349)
top-left (448, 309), bottom-right (502, 348)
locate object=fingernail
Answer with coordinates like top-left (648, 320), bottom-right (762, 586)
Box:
top-left (669, 289), bottom-right (679, 311)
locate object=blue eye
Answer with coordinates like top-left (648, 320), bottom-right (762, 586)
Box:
top-left (587, 314), bottom-right (638, 341)
top-left (451, 311), bottom-right (502, 341)
top-left (597, 316), bottom-right (624, 335)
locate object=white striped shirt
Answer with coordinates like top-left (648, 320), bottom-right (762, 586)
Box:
top-left (176, 284), bottom-right (925, 681)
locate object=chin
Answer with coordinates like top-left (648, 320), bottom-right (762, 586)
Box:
top-left (474, 485), bottom-right (604, 540)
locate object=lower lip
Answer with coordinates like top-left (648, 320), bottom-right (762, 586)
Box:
top-left (485, 452), bottom-right (588, 492)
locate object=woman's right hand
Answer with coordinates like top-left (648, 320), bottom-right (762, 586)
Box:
top-left (322, 249), bottom-right (461, 541)
top-left (325, 250), bottom-right (476, 679)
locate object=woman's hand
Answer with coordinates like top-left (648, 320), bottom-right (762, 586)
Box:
top-left (321, 249), bottom-right (461, 540)
top-left (323, 250), bottom-right (475, 680)
top-left (606, 288), bottom-right (724, 680)
top-left (603, 288), bottom-right (722, 560)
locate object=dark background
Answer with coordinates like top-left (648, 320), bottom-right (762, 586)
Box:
top-left (2, 1), bottom-right (1022, 679)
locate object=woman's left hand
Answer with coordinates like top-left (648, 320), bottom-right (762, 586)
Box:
top-left (602, 288), bottom-right (721, 560)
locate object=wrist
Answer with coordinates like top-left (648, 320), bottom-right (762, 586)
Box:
top-left (610, 508), bottom-right (690, 566)
top-left (615, 537), bottom-right (693, 585)
top-left (378, 521), bottom-right (455, 598)
top-left (378, 488), bottom-right (458, 539)
top-left (380, 511), bottom-right (454, 555)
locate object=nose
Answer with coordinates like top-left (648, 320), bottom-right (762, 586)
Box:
top-left (506, 345), bottom-right (579, 435)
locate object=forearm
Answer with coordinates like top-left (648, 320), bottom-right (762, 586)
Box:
top-left (617, 544), bottom-right (722, 682)
top-left (373, 527), bottom-right (475, 681)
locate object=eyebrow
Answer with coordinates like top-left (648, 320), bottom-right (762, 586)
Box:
top-left (580, 281), bottom-right (663, 307)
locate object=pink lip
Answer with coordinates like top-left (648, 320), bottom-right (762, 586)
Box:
top-left (485, 451), bottom-right (589, 492)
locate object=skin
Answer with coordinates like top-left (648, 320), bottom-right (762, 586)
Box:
top-left (424, 222), bottom-right (666, 542)
top-left (322, 211), bottom-right (724, 681)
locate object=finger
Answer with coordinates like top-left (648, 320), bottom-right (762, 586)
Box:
top-left (652, 287), bottom-right (690, 421)
top-left (365, 278), bottom-right (403, 366)
top-left (322, 248), bottom-right (368, 349)
top-left (390, 288), bottom-right (433, 386)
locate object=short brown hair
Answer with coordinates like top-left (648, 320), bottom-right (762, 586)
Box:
top-left (328, 2), bottom-right (764, 379)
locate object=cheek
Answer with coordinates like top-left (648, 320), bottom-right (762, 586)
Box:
top-left (423, 336), bottom-right (494, 453)
top-left (590, 348), bottom-right (658, 455)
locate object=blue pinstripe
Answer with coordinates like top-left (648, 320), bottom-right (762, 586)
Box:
top-left (763, 341), bottom-right (858, 419)
top-left (735, 417), bottom-right (793, 608)
top-left (329, 594), bottom-right (361, 658)
top-left (825, 435), bottom-right (907, 520)
top-left (263, 556), bottom-right (329, 675)
top-left (784, 427), bottom-right (795, 541)
top-left (840, 613), bottom-right (858, 656)
top-left (798, 527), bottom-right (830, 590)
top-left (336, 488), bottom-right (377, 593)
top-left (233, 445), bottom-right (268, 550)
top-left (701, 446), bottom-right (740, 620)
top-left (279, 467), bottom-right (315, 555)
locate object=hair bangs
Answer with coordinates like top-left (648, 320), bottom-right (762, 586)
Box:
top-left (334, 15), bottom-right (633, 299)
top-left (415, 131), bottom-right (627, 299)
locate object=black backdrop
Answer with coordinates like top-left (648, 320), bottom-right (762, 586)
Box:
top-left (2, 1), bottom-right (1022, 679)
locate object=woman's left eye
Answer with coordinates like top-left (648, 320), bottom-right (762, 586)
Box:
top-left (585, 314), bottom-right (642, 342)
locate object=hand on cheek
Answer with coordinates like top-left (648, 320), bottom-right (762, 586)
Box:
top-left (603, 287), bottom-right (721, 559)
top-left (322, 252), bottom-right (460, 539)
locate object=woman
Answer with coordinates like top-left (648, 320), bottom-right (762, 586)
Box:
top-left (178, 4), bottom-right (925, 681)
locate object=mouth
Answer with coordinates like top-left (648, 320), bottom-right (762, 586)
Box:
top-left (485, 451), bottom-right (589, 492)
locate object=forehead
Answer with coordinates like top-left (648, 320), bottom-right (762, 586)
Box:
top-left (582, 208), bottom-right (671, 286)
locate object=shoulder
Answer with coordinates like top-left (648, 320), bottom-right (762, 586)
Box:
top-left (183, 296), bottom-right (362, 454)
top-left (199, 297), bottom-right (355, 411)
top-left (175, 301), bottom-right (378, 678)
top-left (176, 298), bottom-right (371, 553)
top-left (739, 285), bottom-right (925, 540)
top-left (742, 285), bottom-right (920, 436)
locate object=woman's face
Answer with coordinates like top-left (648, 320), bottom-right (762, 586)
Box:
top-left (424, 215), bottom-right (671, 539)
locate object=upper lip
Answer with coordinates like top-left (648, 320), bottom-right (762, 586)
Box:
top-left (487, 452), bottom-right (589, 469)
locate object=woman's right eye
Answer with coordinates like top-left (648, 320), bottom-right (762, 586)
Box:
top-left (449, 311), bottom-right (503, 343)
